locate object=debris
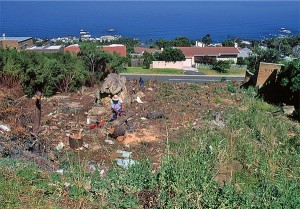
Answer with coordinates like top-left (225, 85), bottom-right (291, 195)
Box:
top-left (116, 150), bottom-right (132, 158)
top-left (211, 112), bottom-right (225, 128)
top-left (56, 169), bottom-right (64, 175)
top-left (136, 91), bottom-right (145, 98)
top-left (135, 96), bottom-right (144, 104)
top-left (147, 88), bottom-right (153, 91)
top-left (282, 105), bottom-right (295, 116)
top-left (55, 142), bottom-right (65, 151)
top-left (141, 117), bottom-right (147, 120)
top-left (88, 106), bottom-right (107, 116)
top-left (146, 112), bottom-right (165, 119)
top-left (109, 124), bottom-right (126, 138)
top-left (105, 139), bottom-right (114, 145)
top-left (123, 129), bottom-right (158, 145)
top-left (64, 182), bottom-right (71, 188)
top-left (0, 124), bottom-right (11, 133)
top-left (116, 158), bottom-right (136, 169)
top-left (83, 143), bottom-right (89, 149)
top-left (84, 180), bottom-right (92, 191)
top-left (69, 129), bottom-right (83, 149)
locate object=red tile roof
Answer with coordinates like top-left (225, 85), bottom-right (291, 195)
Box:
top-left (102, 44), bottom-right (127, 57)
top-left (134, 47), bottom-right (161, 54)
top-left (176, 47), bottom-right (240, 58)
top-left (64, 44), bottom-right (80, 54)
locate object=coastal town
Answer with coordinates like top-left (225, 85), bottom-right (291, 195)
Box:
top-left (1, 28), bottom-right (300, 208)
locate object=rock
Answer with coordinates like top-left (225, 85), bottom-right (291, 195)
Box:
top-left (119, 90), bottom-right (131, 104)
top-left (55, 142), bottom-right (65, 151)
top-left (282, 105), bottom-right (295, 116)
top-left (0, 123), bottom-right (11, 133)
top-left (88, 106), bottom-right (107, 116)
top-left (147, 88), bottom-right (153, 91)
top-left (105, 139), bottom-right (114, 145)
top-left (47, 151), bottom-right (56, 161)
top-left (84, 180), bottom-right (92, 191)
top-left (136, 91), bottom-right (145, 98)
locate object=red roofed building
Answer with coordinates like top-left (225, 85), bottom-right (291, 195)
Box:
top-left (101, 44), bottom-right (127, 57)
top-left (176, 46), bottom-right (240, 67)
top-left (64, 44), bottom-right (80, 54)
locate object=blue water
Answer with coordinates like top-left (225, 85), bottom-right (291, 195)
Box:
top-left (0, 1), bottom-right (299, 42)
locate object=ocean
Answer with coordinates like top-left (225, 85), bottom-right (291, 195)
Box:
top-left (0, 1), bottom-right (299, 42)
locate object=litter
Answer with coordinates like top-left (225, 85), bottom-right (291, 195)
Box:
top-left (0, 124), bottom-right (11, 132)
top-left (105, 139), bottom-right (114, 145)
top-left (135, 96), bottom-right (144, 103)
top-left (116, 150), bottom-right (132, 158)
top-left (55, 142), bottom-right (65, 151)
top-left (116, 158), bottom-right (136, 169)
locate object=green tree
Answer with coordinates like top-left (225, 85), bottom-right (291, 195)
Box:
top-left (154, 39), bottom-right (171, 49)
top-left (79, 43), bottom-right (103, 73)
top-left (212, 60), bottom-right (231, 73)
top-left (171, 37), bottom-right (192, 47)
top-left (222, 37), bottom-right (241, 47)
top-left (142, 51), bottom-right (155, 69)
top-left (159, 48), bottom-right (185, 62)
top-left (279, 59), bottom-right (300, 120)
top-left (247, 47), bottom-right (280, 73)
top-left (202, 34), bottom-right (212, 45)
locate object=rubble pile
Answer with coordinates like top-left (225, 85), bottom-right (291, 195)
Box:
top-left (0, 75), bottom-right (243, 172)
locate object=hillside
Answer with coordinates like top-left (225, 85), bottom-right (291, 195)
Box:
top-left (0, 80), bottom-right (299, 208)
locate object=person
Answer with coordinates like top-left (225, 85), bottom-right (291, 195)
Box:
top-left (139, 77), bottom-right (145, 89)
top-left (110, 95), bottom-right (125, 121)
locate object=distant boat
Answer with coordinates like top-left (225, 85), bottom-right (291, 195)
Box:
top-left (279, 28), bottom-right (291, 34)
top-left (107, 28), bottom-right (115, 32)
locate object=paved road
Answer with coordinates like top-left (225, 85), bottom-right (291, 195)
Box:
top-left (120, 73), bottom-right (244, 84)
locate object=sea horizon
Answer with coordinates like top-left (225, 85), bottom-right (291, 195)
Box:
top-left (0, 1), bottom-right (299, 42)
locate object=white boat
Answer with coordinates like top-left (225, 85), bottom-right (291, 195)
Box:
top-left (279, 28), bottom-right (291, 34)
top-left (107, 28), bottom-right (115, 32)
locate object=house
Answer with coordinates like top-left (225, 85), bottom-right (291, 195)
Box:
top-left (64, 44), bottom-right (80, 54)
top-left (26, 45), bottom-right (64, 53)
top-left (64, 44), bottom-right (127, 57)
top-left (0, 34), bottom-right (33, 50)
top-left (238, 47), bottom-right (252, 58)
top-left (176, 46), bottom-right (240, 67)
top-left (101, 44), bottom-right (127, 57)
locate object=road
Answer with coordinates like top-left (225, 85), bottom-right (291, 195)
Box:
top-left (120, 73), bottom-right (244, 84)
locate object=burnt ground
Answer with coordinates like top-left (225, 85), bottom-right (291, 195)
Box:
top-left (0, 79), bottom-right (243, 172)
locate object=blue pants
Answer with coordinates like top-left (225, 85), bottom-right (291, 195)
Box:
top-left (111, 109), bottom-right (125, 121)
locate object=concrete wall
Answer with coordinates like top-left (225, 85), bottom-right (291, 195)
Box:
top-left (0, 38), bottom-right (33, 50)
top-left (18, 39), bottom-right (34, 50)
top-left (0, 40), bottom-right (19, 49)
top-left (255, 62), bottom-right (283, 87)
top-left (152, 61), bottom-right (184, 69)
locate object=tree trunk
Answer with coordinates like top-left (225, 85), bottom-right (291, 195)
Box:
top-left (111, 113), bottom-right (134, 126)
top-left (33, 92), bottom-right (42, 135)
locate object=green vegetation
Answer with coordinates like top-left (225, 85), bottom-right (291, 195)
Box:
top-left (121, 67), bottom-right (184, 75)
top-left (151, 36), bottom-right (193, 48)
top-left (0, 46), bottom-right (127, 96)
top-left (198, 65), bottom-right (246, 75)
top-left (1, 86), bottom-right (299, 208)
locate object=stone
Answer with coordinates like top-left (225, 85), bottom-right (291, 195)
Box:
top-left (136, 91), bottom-right (145, 98)
top-left (88, 106), bottom-right (107, 116)
top-left (282, 105), bottom-right (295, 116)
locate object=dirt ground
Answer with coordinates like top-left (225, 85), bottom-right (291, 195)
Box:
top-left (0, 79), bottom-right (243, 172)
